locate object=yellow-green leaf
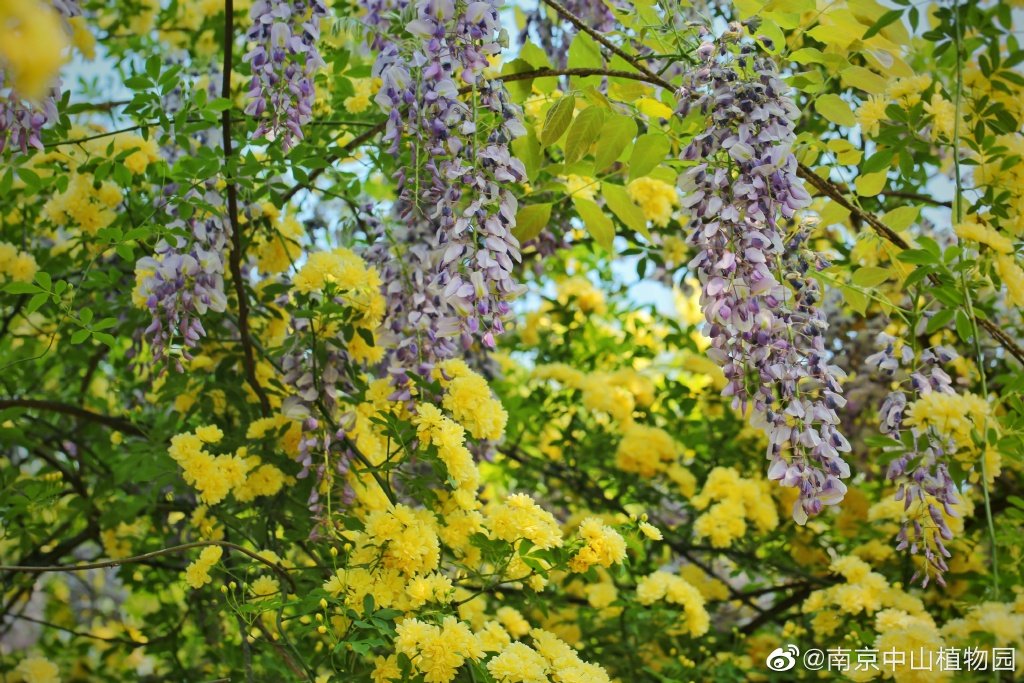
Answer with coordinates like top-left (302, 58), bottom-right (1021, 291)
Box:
top-left (513, 203), bottom-right (553, 243)
top-left (815, 94), bottom-right (856, 127)
top-left (842, 285), bottom-right (869, 315)
top-left (851, 266), bottom-right (891, 288)
top-left (594, 114), bottom-right (637, 173)
top-left (602, 183), bottom-right (650, 239)
top-left (855, 170), bottom-right (888, 197)
top-left (629, 132), bottom-right (669, 181)
top-left (573, 197), bottom-right (615, 251)
top-left (841, 66), bottom-right (887, 94)
top-left (564, 106), bottom-right (605, 164)
top-left (541, 95), bottom-right (575, 146)
top-left (819, 199), bottom-right (851, 226)
top-left (881, 205), bottom-right (921, 231)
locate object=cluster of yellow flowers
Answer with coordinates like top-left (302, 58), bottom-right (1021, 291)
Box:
top-left (803, 556), bottom-right (927, 635)
top-left (184, 545), bottom-right (223, 589)
top-left (488, 629), bottom-right (612, 683)
top-left (626, 177), bottom-right (679, 227)
top-left (954, 220), bottom-right (1015, 254)
top-left (635, 571), bottom-right (710, 637)
top-left (903, 390), bottom-right (991, 452)
top-left (168, 426), bottom-right (287, 505)
top-left (436, 359), bottom-right (508, 441)
top-left (567, 517), bottom-right (626, 573)
top-left (343, 77), bottom-right (381, 114)
top-left (856, 75), bottom-right (938, 139)
top-left (614, 423), bottom-right (677, 477)
top-left (489, 493), bottom-right (563, 551)
top-left (0, 0), bottom-right (66, 99)
top-left (43, 172), bottom-right (122, 235)
top-left (414, 404), bottom-right (483, 509)
top-left (556, 277), bottom-right (606, 314)
top-left (110, 133), bottom-right (162, 174)
top-left (250, 203), bottom-right (305, 273)
top-left (393, 616), bottom-right (483, 683)
top-left (690, 467), bottom-right (779, 548)
top-left (13, 655), bottom-right (60, 683)
top-left (0, 241), bottom-right (38, 283)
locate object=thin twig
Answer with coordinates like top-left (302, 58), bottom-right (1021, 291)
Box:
top-left (0, 540), bottom-right (297, 593)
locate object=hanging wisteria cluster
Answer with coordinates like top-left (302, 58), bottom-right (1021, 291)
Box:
top-left (678, 26), bottom-right (851, 525)
top-left (363, 205), bottom-right (461, 383)
top-left (243, 0), bottom-right (328, 150)
top-left (370, 0), bottom-right (527, 352)
top-left (866, 332), bottom-right (961, 586)
top-left (0, 0), bottom-right (79, 155)
top-left (133, 185), bottom-right (229, 368)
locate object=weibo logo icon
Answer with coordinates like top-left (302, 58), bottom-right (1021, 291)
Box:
top-left (765, 644), bottom-right (800, 672)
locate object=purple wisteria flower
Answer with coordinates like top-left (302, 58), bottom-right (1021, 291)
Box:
top-left (368, 0), bottom-right (527, 352)
top-left (362, 204), bottom-right (461, 383)
top-left (134, 186), bottom-right (229, 368)
top-left (243, 0), bottom-right (328, 150)
top-left (865, 331), bottom-right (961, 587)
top-left (678, 26), bottom-right (851, 525)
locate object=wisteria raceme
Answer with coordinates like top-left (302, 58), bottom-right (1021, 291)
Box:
top-left (243, 0), bottom-right (328, 150)
top-left (134, 185), bottom-right (229, 368)
top-left (865, 332), bottom-right (961, 587)
top-left (678, 26), bottom-right (851, 525)
top-left (370, 0), bottom-right (527, 350)
top-left (362, 205), bottom-right (461, 386)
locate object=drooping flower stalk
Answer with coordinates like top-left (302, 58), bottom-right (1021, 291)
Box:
top-left (370, 0), bottom-right (527, 351)
top-left (243, 0), bottom-right (328, 150)
top-left (678, 26), bottom-right (851, 524)
top-left (866, 332), bottom-right (962, 587)
top-left (134, 185), bottom-right (230, 368)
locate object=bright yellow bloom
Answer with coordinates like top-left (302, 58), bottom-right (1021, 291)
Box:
top-left (15, 656), bottom-right (60, 683)
top-left (955, 220), bottom-right (1014, 254)
top-left (856, 96), bottom-right (888, 137)
top-left (568, 517), bottom-right (627, 572)
top-left (627, 177), bottom-right (678, 227)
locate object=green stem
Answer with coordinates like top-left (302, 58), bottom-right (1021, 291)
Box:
top-left (951, 0), bottom-right (1000, 600)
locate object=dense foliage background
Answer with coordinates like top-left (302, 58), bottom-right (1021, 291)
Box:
top-left (1, 0), bottom-right (1023, 681)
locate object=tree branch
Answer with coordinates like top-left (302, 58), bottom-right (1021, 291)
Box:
top-left (798, 162), bottom-right (1024, 364)
top-left (0, 540), bottom-right (296, 593)
top-left (221, 0), bottom-right (271, 416)
top-left (0, 398), bottom-right (144, 436)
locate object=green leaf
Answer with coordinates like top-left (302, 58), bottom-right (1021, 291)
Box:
top-left (628, 133), bottom-right (669, 181)
top-left (594, 114), bottom-right (636, 173)
top-left (567, 32), bottom-right (603, 71)
top-left (851, 266), bottom-right (890, 288)
top-left (881, 206), bottom-right (920, 231)
top-left (855, 170), bottom-right (888, 197)
top-left (4, 282), bottom-right (39, 294)
top-left (602, 183), bottom-right (650, 239)
top-left (841, 66), bottom-right (887, 94)
top-left (513, 203), bottom-right (553, 243)
top-left (814, 94), bottom-right (856, 127)
top-left (564, 106), bottom-right (605, 164)
top-left (926, 308), bottom-right (955, 334)
top-left (955, 309), bottom-right (974, 342)
top-left (511, 131), bottom-right (542, 183)
top-left (573, 197), bottom-right (615, 251)
top-left (26, 292), bottom-right (48, 314)
top-left (842, 285), bottom-right (869, 315)
top-left (863, 8), bottom-right (903, 40)
top-left (70, 329), bottom-right (91, 345)
top-left (540, 95), bottom-right (575, 146)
